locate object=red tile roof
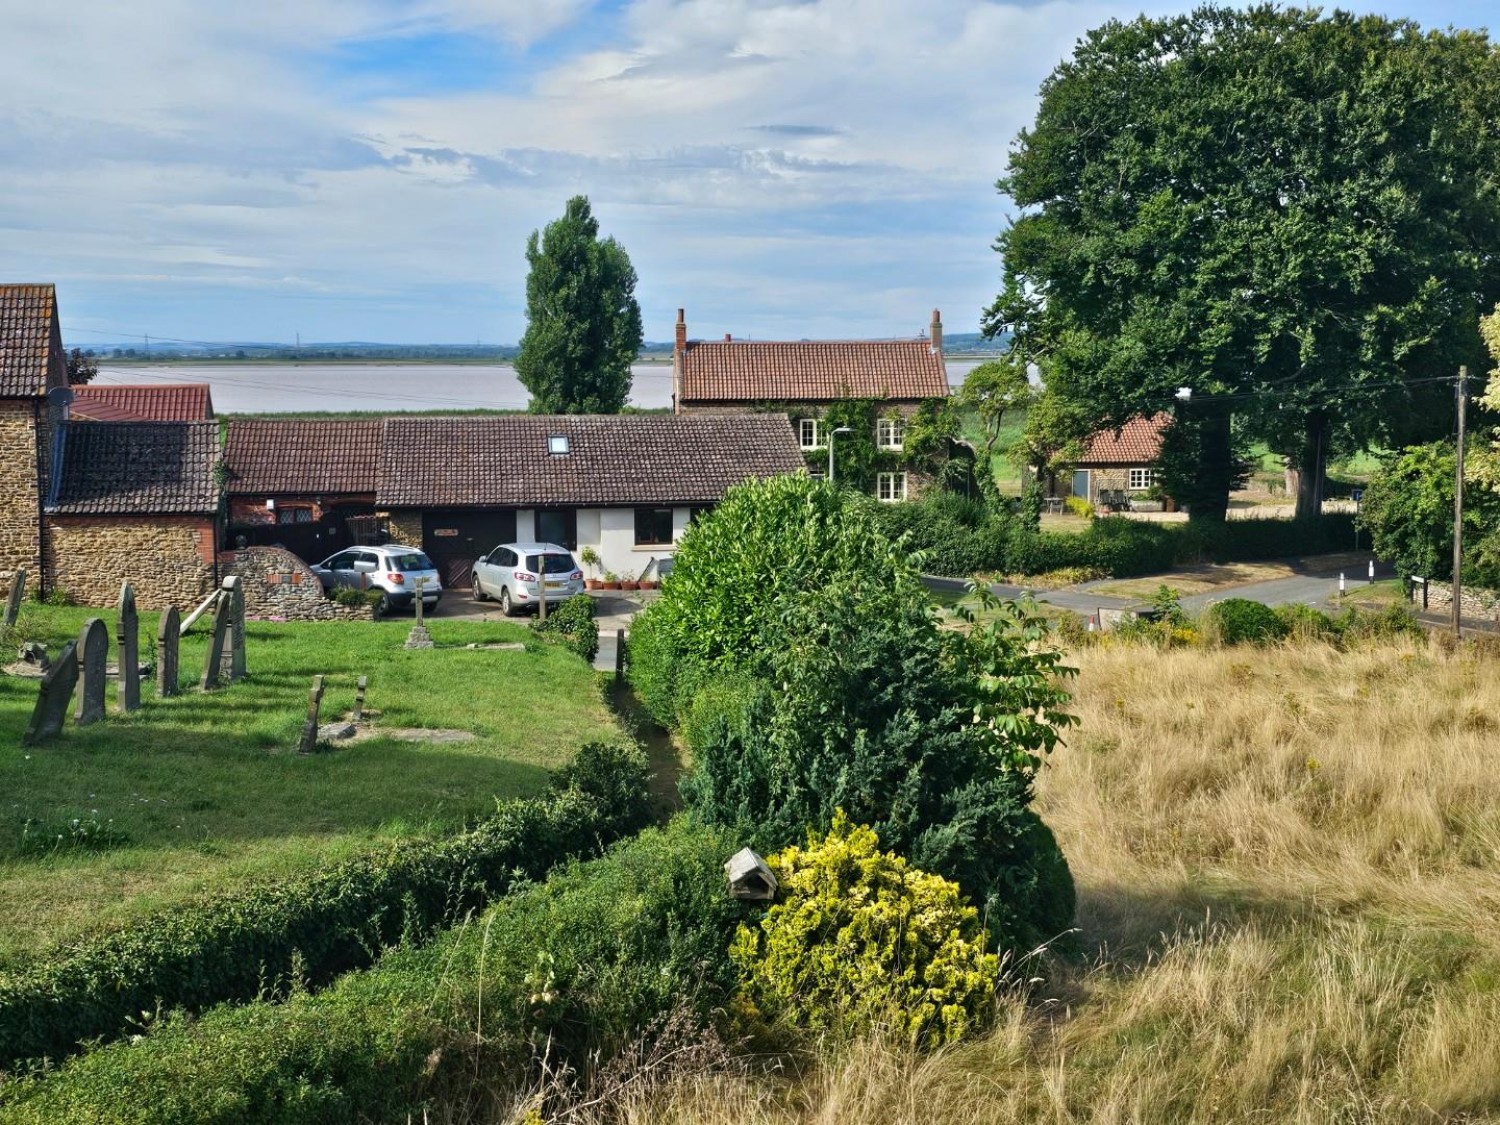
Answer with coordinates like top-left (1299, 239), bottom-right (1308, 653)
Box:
top-left (0, 284), bottom-right (64, 398)
top-left (50, 422), bottom-right (220, 515)
top-left (72, 384), bottom-right (214, 422)
top-left (678, 339), bottom-right (950, 404)
top-left (1076, 413), bottom-right (1169, 466)
top-left (378, 414), bottom-right (804, 508)
top-left (224, 420), bottom-right (382, 496)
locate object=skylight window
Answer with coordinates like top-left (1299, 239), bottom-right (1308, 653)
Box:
top-left (547, 434), bottom-right (571, 456)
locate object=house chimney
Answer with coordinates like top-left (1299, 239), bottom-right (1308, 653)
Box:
top-left (929, 309), bottom-right (943, 355)
top-left (724, 333), bottom-right (732, 342)
top-left (672, 309), bottom-right (686, 414)
top-left (675, 308), bottom-right (687, 352)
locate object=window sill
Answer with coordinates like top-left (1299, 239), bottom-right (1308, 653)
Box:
top-left (632, 544), bottom-right (676, 551)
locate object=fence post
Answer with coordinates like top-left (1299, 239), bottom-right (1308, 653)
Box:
top-left (614, 628), bottom-right (625, 687)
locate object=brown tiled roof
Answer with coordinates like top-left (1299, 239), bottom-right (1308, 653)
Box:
top-left (378, 414), bottom-right (803, 508)
top-left (72, 384), bottom-right (214, 422)
top-left (679, 339), bottom-right (950, 404)
top-left (50, 422), bottom-right (220, 515)
top-left (224, 420), bottom-right (382, 496)
top-left (0, 284), bottom-right (63, 398)
top-left (1076, 413), bottom-right (1169, 466)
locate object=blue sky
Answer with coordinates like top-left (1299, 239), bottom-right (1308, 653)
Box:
top-left (0, 0), bottom-right (1493, 347)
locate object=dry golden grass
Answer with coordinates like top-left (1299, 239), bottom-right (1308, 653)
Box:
top-left (533, 638), bottom-right (1500, 1124)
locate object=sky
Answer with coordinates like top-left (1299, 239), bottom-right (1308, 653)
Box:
top-left (2, 0), bottom-right (1495, 347)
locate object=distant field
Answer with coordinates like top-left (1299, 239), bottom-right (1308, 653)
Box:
top-left (0, 606), bottom-right (620, 964)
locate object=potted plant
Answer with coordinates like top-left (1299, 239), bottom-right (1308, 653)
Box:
top-left (636, 560), bottom-right (658, 590)
top-left (621, 573), bottom-right (640, 591)
top-left (601, 571), bottom-right (622, 591)
top-left (579, 546), bottom-right (603, 590)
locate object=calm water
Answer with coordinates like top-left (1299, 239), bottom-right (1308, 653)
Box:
top-left (90, 360), bottom-right (986, 414)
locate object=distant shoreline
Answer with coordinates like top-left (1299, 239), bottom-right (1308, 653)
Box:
top-left (98, 351), bottom-right (1002, 367)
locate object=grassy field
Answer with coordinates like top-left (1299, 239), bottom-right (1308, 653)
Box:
top-left (0, 604), bottom-right (619, 965)
top-left (576, 636), bottom-right (1500, 1123)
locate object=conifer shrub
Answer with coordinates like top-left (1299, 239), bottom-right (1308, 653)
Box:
top-left (1204, 598), bottom-right (1289, 646)
top-left (730, 814), bottom-right (1000, 1048)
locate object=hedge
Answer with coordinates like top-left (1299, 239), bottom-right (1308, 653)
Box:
top-left (0, 819), bottom-right (747, 1125)
top-left (530, 593), bottom-right (600, 662)
top-left (0, 742), bottom-right (650, 1074)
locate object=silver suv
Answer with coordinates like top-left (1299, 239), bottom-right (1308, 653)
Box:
top-left (471, 542), bottom-right (583, 616)
top-left (311, 544), bottom-right (443, 615)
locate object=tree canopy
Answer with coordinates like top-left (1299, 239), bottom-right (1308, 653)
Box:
top-left (516, 196), bottom-right (643, 414)
top-left (988, 6), bottom-right (1500, 520)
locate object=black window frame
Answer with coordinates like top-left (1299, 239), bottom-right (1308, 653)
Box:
top-left (634, 507), bottom-right (675, 546)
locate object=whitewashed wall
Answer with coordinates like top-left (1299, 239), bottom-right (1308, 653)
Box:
top-left (515, 506), bottom-right (685, 582)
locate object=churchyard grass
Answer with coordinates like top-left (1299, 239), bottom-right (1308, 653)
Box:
top-left (0, 604), bottom-right (621, 965)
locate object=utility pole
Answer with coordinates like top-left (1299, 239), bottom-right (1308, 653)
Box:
top-left (1453, 365), bottom-right (1468, 639)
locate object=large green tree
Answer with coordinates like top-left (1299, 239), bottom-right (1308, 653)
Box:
top-left (988, 6), bottom-right (1500, 521)
top-left (516, 196), bottom-right (643, 413)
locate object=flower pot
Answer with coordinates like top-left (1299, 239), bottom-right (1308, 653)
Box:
top-left (621, 580), bottom-right (640, 591)
top-left (639, 579), bottom-right (658, 591)
top-left (585, 579), bottom-right (601, 590)
top-left (602, 580), bottom-right (621, 590)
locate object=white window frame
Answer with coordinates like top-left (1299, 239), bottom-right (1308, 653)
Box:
top-left (1128, 468), bottom-right (1156, 491)
top-left (876, 417), bottom-right (904, 451)
top-left (799, 418), bottom-right (824, 450)
top-left (877, 472), bottom-right (907, 503)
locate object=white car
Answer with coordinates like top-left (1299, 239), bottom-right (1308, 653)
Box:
top-left (310, 544), bottom-right (443, 615)
top-left (471, 541), bottom-right (584, 616)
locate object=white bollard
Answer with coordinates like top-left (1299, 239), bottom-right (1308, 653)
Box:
top-left (1368, 559), bottom-right (1375, 583)
top-left (1339, 572), bottom-right (1346, 595)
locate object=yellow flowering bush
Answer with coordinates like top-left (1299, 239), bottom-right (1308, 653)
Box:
top-left (729, 813), bottom-right (1000, 1048)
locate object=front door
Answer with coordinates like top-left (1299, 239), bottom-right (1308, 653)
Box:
top-left (1071, 470), bottom-right (1091, 501)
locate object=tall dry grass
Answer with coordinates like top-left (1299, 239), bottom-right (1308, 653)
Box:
top-left (507, 636), bottom-right (1500, 1124)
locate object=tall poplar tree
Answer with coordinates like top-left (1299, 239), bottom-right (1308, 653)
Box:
top-left (988, 7), bottom-right (1500, 521)
top-left (516, 196), bottom-right (643, 414)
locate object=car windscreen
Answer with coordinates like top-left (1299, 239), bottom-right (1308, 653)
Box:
top-left (392, 553), bottom-right (434, 571)
top-left (526, 553), bottom-right (576, 575)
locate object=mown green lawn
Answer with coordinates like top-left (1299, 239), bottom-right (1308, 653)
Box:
top-left (0, 605), bottom-right (621, 965)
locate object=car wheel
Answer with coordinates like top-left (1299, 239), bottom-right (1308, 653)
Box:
top-left (472, 573), bottom-right (487, 602)
top-left (499, 587), bottom-right (515, 616)
top-left (376, 592), bottom-right (392, 617)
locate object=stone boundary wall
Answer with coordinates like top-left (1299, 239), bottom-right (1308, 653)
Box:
top-left (1410, 578), bottom-right (1500, 622)
top-left (47, 515), bottom-right (216, 609)
top-left (0, 400), bottom-right (43, 583)
top-left (223, 547), bottom-right (375, 622)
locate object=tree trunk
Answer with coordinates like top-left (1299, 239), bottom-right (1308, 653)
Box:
top-left (1288, 413), bottom-right (1326, 521)
top-left (1186, 407), bottom-right (1233, 523)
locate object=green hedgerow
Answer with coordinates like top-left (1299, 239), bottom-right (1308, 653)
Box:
top-left (1205, 598), bottom-right (1289, 646)
top-left (531, 594), bottom-right (600, 662)
top-left (730, 813), bottom-right (1000, 1049)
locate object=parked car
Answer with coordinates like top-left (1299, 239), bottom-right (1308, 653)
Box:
top-left (310, 544), bottom-right (443, 615)
top-left (471, 542), bottom-right (584, 616)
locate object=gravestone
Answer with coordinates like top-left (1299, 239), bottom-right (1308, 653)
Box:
top-left (200, 591), bottom-right (231, 691)
top-left (298, 674), bottom-right (326, 754)
top-left (353, 675), bottom-right (368, 722)
top-left (21, 639), bottom-right (78, 746)
top-left (74, 618), bottom-right (108, 725)
top-left (4, 569), bottom-right (25, 628)
top-left (157, 606), bottom-right (181, 697)
top-left (218, 576), bottom-right (246, 683)
top-left (405, 577), bottom-right (433, 649)
top-left (116, 582), bottom-right (140, 713)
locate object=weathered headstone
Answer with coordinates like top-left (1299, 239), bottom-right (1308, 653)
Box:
top-left (298, 674), bottom-right (326, 753)
top-left (4, 569), bottom-right (25, 628)
top-left (74, 618), bottom-right (108, 725)
top-left (157, 606), bottom-right (181, 697)
top-left (116, 582), bottom-right (140, 713)
top-left (218, 576), bottom-right (246, 683)
top-left (353, 675), bottom-right (368, 722)
top-left (405, 578), bottom-right (434, 649)
top-left (200, 591), bottom-right (231, 691)
top-left (22, 639), bottom-right (78, 745)
top-left (413, 578), bottom-right (426, 626)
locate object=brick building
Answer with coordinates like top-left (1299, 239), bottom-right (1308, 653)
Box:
top-left (670, 308), bottom-right (952, 501)
top-left (1061, 413), bottom-right (1171, 509)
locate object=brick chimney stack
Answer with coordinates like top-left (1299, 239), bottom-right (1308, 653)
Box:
top-left (671, 309), bottom-right (687, 414)
top-left (929, 309), bottom-right (943, 355)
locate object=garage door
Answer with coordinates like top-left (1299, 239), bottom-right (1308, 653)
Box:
top-left (420, 510), bottom-right (518, 589)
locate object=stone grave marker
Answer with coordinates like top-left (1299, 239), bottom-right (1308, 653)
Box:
top-left (21, 639), bottom-right (78, 746)
top-left (74, 618), bottom-right (108, 725)
top-left (4, 569), bottom-right (25, 629)
top-left (298, 674), bottom-right (326, 753)
top-left (157, 606), bottom-right (181, 697)
top-left (353, 675), bottom-right (368, 722)
top-left (116, 582), bottom-right (140, 713)
top-left (218, 576), bottom-right (246, 683)
top-left (405, 577), bottom-right (434, 649)
top-left (200, 591), bottom-right (231, 691)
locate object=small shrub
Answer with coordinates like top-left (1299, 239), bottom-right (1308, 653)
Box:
top-left (1275, 603), bottom-right (1338, 642)
top-left (1206, 598), bottom-right (1290, 646)
top-left (1335, 603), bottom-right (1423, 643)
top-left (531, 594), bottom-right (600, 662)
top-left (331, 586), bottom-right (381, 610)
top-left (729, 814), bottom-right (1000, 1049)
top-left (1064, 496), bottom-right (1094, 519)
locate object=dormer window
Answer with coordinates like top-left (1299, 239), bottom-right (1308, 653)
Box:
top-left (547, 434), bottom-right (571, 456)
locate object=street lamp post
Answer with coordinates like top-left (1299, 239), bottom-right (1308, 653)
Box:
top-left (828, 426), bottom-right (853, 484)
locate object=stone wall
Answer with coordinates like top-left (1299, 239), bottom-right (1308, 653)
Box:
top-left (1411, 579), bottom-right (1500, 622)
top-left (45, 515), bottom-right (217, 609)
top-left (383, 511), bottom-right (423, 547)
top-left (223, 546), bottom-right (375, 621)
top-left (0, 400), bottom-right (42, 584)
